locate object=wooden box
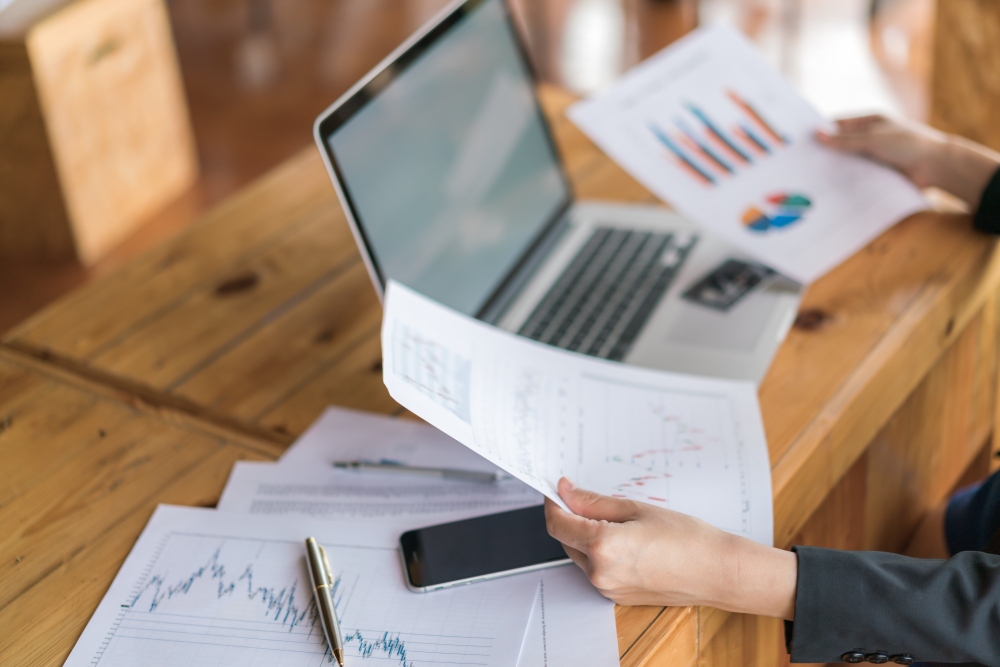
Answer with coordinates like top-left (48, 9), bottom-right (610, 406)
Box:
top-left (0, 0), bottom-right (197, 264)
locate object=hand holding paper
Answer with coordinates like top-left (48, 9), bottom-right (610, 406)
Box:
top-left (568, 25), bottom-right (928, 284)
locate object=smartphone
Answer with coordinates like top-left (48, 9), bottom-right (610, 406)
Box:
top-left (399, 505), bottom-right (571, 592)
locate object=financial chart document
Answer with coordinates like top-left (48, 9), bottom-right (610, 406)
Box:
top-left (568, 25), bottom-right (927, 285)
top-left (64, 506), bottom-right (538, 667)
top-left (382, 282), bottom-right (774, 545)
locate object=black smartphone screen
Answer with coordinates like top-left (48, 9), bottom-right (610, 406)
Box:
top-left (400, 505), bottom-right (569, 589)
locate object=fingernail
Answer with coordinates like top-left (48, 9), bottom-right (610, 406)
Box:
top-left (562, 477), bottom-right (576, 490)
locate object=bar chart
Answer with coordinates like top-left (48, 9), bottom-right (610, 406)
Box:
top-left (648, 88), bottom-right (790, 187)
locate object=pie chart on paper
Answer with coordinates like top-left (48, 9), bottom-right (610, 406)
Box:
top-left (741, 193), bottom-right (812, 232)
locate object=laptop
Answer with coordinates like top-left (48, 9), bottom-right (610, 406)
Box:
top-left (313, 0), bottom-right (802, 383)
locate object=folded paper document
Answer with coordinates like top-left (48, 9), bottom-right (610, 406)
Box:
top-left (382, 281), bottom-right (774, 546)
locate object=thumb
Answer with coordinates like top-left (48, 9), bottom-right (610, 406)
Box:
top-left (558, 477), bottom-right (639, 523)
top-left (816, 129), bottom-right (874, 155)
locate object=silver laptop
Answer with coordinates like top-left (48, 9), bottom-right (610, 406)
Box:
top-left (313, 0), bottom-right (802, 383)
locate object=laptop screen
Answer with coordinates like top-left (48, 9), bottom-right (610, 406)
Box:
top-left (322, 0), bottom-right (570, 315)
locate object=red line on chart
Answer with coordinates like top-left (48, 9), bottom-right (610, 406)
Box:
top-left (726, 89), bottom-right (789, 145)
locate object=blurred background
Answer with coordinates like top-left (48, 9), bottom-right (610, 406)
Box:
top-left (0, 0), bottom-right (935, 333)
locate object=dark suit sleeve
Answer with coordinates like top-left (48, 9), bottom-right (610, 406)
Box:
top-left (785, 546), bottom-right (1000, 665)
top-left (973, 166), bottom-right (1000, 235)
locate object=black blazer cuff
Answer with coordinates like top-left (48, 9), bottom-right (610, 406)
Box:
top-left (973, 166), bottom-right (1000, 235)
top-left (785, 546), bottom-right (1000, 664)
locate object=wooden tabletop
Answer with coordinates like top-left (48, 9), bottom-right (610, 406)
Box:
top-left (4, 86), bottom-right (1000, 666)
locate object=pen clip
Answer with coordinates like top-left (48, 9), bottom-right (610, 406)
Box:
top-left (319, 545), bottom-right (335, 582)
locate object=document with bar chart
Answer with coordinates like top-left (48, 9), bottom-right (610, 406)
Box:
top-left (569, 25), bottom-right (927, 284)
top-left (383, 282), bottom-right (774, 545)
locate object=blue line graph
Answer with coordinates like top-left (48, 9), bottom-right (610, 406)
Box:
top-left (346, 630), bottom-right (410, 665)
top-left (102, 534), bottom-right (462, 667)
top-left (131, 548), bottom-right (314, 631)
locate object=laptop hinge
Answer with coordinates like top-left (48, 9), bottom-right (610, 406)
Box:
top-left (476, 205), bottom-right (573, 325)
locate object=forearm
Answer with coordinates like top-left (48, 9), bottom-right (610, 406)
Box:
top-left (710, 535), bottom-right (798, 620)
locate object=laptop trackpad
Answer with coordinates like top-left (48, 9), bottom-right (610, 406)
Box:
top-left (665, 289), bottom-right (777, 353)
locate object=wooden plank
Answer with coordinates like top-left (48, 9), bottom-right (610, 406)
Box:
top-left (258, 334), bottom-right (398, 437)
top-left (5, 148), bottom-right (338, 359)
top-left (616, 606), bottom-right (666, 659)
top-left (172, 262), bottom-right (382, 423)
top-left (622, 606), bottom-right (697, 667)
top-left (89, 210), bottom-right (357, 390)
top-left (769, 218), bottom-right (1000, 546)
top-left (0, 349), bottom-right (279, 665)
top-left (864, 305), bottom-right (996, 552)
top-left (0, 445), bottom-right (271, 667)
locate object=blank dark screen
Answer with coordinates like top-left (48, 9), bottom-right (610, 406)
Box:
top-left (401, 505), bottom-right (568, 588)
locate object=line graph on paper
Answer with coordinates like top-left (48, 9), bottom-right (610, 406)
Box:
top-left (391, 323), bottom-right (472, 422)
top-left (577, 374), bottom-right (752, 535)
top-left (92, 533), bottom-right (497, 667)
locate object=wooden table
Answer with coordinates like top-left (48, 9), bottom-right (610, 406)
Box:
top-left (4, 86), bottom-right (1000, 666)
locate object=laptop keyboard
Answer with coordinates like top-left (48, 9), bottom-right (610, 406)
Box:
top-left (518, 227), bottom-right (697, 361)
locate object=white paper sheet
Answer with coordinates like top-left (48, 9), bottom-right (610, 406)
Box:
top-left (223, 407), bottom-right (619, 667)
top-left (218, 459), bottom-right (612, 666)
top-left (518, 565), bottom-right (619, 667)
top-left (218, 460), bottom-right (542, 523)
top-left (568, 25), bottom-right (928, 285)
top-left (280, 406), bottom-right (502, 474)
top-left (383, 281), bottom-right (774, 546)
top-left (63, 505), bottom-right (539, 667)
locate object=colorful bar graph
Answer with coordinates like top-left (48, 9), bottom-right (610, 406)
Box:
top-left (726, 90), bottom-right (789, 145)
top-left (685, 103), bottom-right (753, 164)
top-left (649, 90), bottom-right (790, 187)
top-left (649, 123), bottom-right (716, 185)
top-left (676, 119), bottom-right (734, 173)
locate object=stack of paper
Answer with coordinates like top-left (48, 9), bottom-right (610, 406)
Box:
top-left (63, 405), bottom-right (620, 667)
top-left (216, 406), bottom-right (620, 667)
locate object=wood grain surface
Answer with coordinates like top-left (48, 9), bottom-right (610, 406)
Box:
top-left (931, 0), bottom-right (1000, 151)
top-left (5, 83), bottom-right (1000, 666)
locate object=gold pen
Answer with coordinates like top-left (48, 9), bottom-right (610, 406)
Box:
top-left (305, 537), bottom-right (347, 666)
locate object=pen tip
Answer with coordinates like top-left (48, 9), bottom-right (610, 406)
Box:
top-left (334, 648), bottom-right (346, 666)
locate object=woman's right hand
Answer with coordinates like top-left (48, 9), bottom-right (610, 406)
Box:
top-left (816, 115), bottom-right (948, 189)
top-left (817, 115), bottom-right (1000, 208)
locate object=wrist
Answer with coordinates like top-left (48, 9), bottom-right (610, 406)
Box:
top-left (715, 535), bottom-right (798, 620)
top-left (935, 134), bottom-right (1000, 206)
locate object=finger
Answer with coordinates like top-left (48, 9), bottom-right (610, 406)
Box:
top-left (815, 130), bottom-right (877, 156)
top-left (558, 477), bottom-right (640, 523)
top-left (545, 497), bottom-right (602, 553)
top-left (832, 115), bottom-right (885, 133)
